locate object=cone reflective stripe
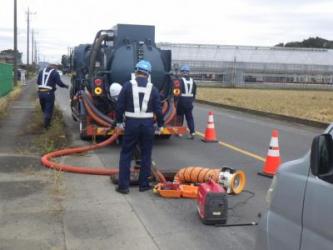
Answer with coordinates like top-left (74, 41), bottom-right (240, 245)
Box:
top-left (207, 123), bottom-right (215, 129)
top-left (267, 149), bottom-right (280, 157)
top-left (208, 114), bottom-right (214, 123)
top-left (202, 112), bottom-right (218, 143)
top-left (258, 129), bottom-right (281, 178)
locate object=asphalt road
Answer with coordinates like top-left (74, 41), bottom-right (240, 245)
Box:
top-left (56, 76), bottom-right (322, 250)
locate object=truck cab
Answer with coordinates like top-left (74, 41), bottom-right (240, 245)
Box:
top-left (256, 123), bottom-right (333, 250)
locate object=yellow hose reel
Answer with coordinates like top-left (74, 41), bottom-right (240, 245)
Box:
top-left (219, 167), bottom-right (246, 194)
top-left (173, 166), bottom-right (246, 195)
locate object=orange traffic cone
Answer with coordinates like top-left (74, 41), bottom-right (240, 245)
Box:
top-left (202, 112), bottom-right (218, 143)
top-left (258, 130), bottom-right (281, 178)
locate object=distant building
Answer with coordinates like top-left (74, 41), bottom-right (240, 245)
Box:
top-left (0, 54), bottom-right (15, 64)
top-left (159, 43), bottom-right (333, 85)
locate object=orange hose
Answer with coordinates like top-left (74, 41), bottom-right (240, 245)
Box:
top-left (41, 131), bottom-right (120, 175)
top-left (82, 96), bottom-right (110, 127)
top-left (173, 167), bottom-right (247, 195)
top-left (41, 91), bottom-right (171, 178)
top-left (151, 167), bottom-right (167, 183)
top-left (41, 92), bottom-right (117, 175)
top-left (174, 167), bottom-right (220, 183)
top-left (162, 101), bottom-right (168, 114)
top-left (165, 102), bottom-right (177, 125)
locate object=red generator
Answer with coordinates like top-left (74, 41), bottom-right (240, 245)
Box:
top-left (197, 179), bottom-right (228, 225)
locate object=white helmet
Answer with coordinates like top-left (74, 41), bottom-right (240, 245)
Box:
top-left (109, 82), bottom-right (122, 101)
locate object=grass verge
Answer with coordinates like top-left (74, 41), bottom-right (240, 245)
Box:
top-left (22, 103), bottom-right (69, 198)
top-left (197, 88), bottom-right (333, 124)
top-left (0, 86), bottom-right (22, 119)
top-left (25, 104), bottom-right (69, 154)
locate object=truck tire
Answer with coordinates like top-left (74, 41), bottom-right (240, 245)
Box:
top-left (72, 114), bottom-right (78, 122)
top-left (159, 134), bottom-right (171, 139)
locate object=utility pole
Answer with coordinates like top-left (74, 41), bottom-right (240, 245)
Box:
top-left (13, 0), bottom-right (18, 86)
top-left (26, 8), bottom-right (36, 66)
top-left (31, 29), bottom-right (34, 64)
top-left (31, 29), bottom-right (35, 64)
top-left (34, 41), bottom-right (38, 64)
top-left (26, 8), bottom-right (30, 65)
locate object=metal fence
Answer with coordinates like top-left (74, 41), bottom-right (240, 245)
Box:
top-left (197, 81), bottom-right (333, 91)
top-left (0, 63), bottom-right (13, 97)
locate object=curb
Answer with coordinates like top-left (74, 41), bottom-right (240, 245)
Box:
top-left (196, 99), bottom-right (329, 129)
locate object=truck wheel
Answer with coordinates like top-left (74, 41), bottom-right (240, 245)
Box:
top-left (72, 114), bottom-right (78, 122)
top-left (160, 135), bottom-right (171, 139)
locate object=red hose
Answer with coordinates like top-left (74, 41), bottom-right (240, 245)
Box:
top-left (41, 91), bottom-right (169, 179)
top-left (41, 131), bottom-right (120, 175)
top-left (162, 101), bottom-right (168, 114)
top-left (41, 90), bottom-right (118, 175)
top-left (165, 102), bottom-right (177, 125)
top-left (82, 96), bottom-right (110, 127)
top-left (151, 167), bottom-right (167, 183)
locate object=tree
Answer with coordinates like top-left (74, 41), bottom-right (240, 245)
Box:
top-left (0, 49), bottom-right (22, 64)
top-left (274, 43), bottom-right (284, 47)
top-left (275, 37), bottom-right (333, 49)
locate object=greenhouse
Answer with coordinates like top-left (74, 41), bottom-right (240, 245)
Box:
top-left (159, 43), bottom-right (333, 85)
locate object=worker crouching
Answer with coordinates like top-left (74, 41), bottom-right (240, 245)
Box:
top-left (115, 60), bottom-right (164, 194)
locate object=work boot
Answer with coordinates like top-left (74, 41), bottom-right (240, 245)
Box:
top-left (115, 187), bottom-right (129, 194)
top-left (188, 133), bottom-right (195, 140)
top-left (139, 185), bottom-right (152, 192)
top-left (44, 118), bottom-right (51, 129)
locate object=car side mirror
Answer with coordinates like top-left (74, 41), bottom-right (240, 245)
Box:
top-left (310, 134), bottom-right (333, 183)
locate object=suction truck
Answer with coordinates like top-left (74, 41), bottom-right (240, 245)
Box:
top-left (69, 24), bottom-right (187, 139)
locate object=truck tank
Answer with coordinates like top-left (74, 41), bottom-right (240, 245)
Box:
top-left (69, 24), bottom-right (185, 140)
top-left (71, 24), bottom-right (171, 95)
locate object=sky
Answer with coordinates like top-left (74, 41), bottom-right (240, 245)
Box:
top-left (1, 0), bottom-right (333, 63)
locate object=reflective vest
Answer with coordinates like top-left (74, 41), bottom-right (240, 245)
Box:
top-left (181, 77), bottom-right (194, 97)
top-left (125, 80), bottom-right (154, 118)
top-left (38, 68), bottom-right (54, 90)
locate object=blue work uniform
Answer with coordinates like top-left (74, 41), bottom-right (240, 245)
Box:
top-left (116, 76), bottom-right (164, 189)
top-left (36, 67), bottom-right (68, 128)
top-left (177, 76), bottom-right (197, 134)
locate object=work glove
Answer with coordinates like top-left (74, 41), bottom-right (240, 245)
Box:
top-left (155, 126), bottom-right (164, 135)
top-left (117, 123), bottom-right (125, 129)
top-left (115, 122), bottom-right (125, 134)
top-left (111, 120), bottom-right (117, 129)
top-left (64, 84), bottom-right (69, 89)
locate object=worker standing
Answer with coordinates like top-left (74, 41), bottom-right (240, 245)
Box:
top-left (20, 69), bottom-right (27, 85)
top-left (115, 60), bottom-right (164, 194)
top-left (177, 64), bottom-right (197, 139)
top-left (36, 64), bottom-right (69, 129)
